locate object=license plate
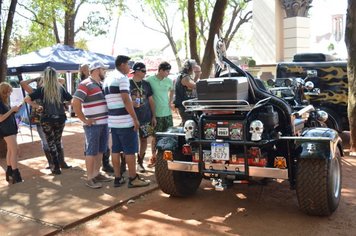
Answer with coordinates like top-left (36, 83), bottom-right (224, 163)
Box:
top-left (211, 143), bottom-right (229, 160)
top-left (217, 127), bottom-right (229, 136)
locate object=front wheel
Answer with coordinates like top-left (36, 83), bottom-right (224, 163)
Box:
top-left (296, 148), bottom-right (342, 216)
top-left (155, 150), bottom-right (202, 197)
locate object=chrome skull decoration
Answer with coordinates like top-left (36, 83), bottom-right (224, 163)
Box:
top-left (250, 120), bottom-right (264, 141)
top-left (184, 120), bottom-right (196, 141)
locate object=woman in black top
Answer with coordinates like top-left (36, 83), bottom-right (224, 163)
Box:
top-left (0, 82), bottom-right (23, 184)
top-left (25, 67), bottom-right (72, 175)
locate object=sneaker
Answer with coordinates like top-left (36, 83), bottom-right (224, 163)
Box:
top-left (114, 176), bottom-right (126, 188)
top-left (128, 174), bottom-right (150, 188)
top-left (94, 173), bottom-right (112, 182)
top-left (137, 162), bottom-right (146, 173)
top-left (86, 179), bottom-right (102, 189)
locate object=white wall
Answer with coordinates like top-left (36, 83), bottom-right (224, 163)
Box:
top-left (251, 0), bottom-right (277, 64)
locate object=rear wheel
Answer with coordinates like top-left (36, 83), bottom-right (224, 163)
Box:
top-left (296, 148), bottom-right (342, 216)
top-left (155, 150), bottom-right (202, 197)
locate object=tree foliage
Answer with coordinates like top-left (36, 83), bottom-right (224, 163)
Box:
top-left (223, 0), bottom-right (252, 50)
top-left (127, 0), bottom-right (250, 73)
top-left (12, 0), bottom-right (116, 53)
top-left (129, 0), bottom-right (183, 69)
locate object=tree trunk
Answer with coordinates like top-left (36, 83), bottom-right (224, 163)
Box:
top-left (53, 15), bottom-right (61, 44)
top-left (200, 0), bottom-right (228, 80)
top-left (345, 0), bottom-right (356, 153)
top-left (188, 0), bottom-right (200, 64)
top-left (64, 0), bottom-right (75, 46)
top-left (168, 34), bottom-right (182, 70)
top-left (0, 0), bottom-right (18, 83)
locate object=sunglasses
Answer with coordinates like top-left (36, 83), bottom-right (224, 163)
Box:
top-left (138, 69), bottom-right (146, 73)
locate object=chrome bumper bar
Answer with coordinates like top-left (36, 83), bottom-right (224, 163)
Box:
top-left (167, 161), bottom-right (289, 179)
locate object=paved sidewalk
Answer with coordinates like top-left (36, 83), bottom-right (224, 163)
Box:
top-left (0, 121), bottom-right (159, 236)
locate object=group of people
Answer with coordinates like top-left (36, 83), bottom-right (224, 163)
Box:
top-left (0, 54), bottom-right (202, 189)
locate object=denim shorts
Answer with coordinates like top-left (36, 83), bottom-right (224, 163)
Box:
top-left (83, 124), bottom-right (109, 156)
top-left (111, 127), bottom-right (138, 155)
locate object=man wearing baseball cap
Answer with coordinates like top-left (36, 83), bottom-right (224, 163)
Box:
top-left (72, 60), bottom-right (112, 189)
top-left (129, 62), bottom-right (156, 173)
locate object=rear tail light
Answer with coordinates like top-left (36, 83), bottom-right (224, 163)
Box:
top-left (163, 150), bottom-right (173, 161)
top-left (248, 147), bottom-right (267, 167)
top-left (182, 144), bottom-right (192, 155)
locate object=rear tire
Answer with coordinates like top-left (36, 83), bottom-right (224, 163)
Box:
top-left (296, 148), bottom-right (342, 216)
top-left (155, 150), bottom-right (202, 197)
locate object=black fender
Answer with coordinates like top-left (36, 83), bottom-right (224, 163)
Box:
top-left (156, 127), bottom-right (185, 152)
top-left (299, 128), bottom-right (343, 160)
top-left (156, 136), bottom-right (178, 151)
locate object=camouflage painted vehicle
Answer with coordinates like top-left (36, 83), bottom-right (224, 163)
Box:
top-left (276, 54), bottom-right (348, 132)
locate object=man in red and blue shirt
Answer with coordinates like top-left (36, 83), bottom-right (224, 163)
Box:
top-left (72, 61), bottom-right (112, 189)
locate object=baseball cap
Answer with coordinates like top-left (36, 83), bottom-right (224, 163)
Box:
top-left (89, 61), bottom-right (109, 71)
top-left (131, 62), bottom-right (146, 74)
top-left (132, 62), bottom-right (146, 72)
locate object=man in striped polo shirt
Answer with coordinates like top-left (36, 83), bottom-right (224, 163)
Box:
top-left (103, 55), bottom-right (150, 188)
top-left (72, 61), bottom-right (112, 189)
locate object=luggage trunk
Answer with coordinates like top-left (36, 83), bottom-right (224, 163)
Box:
top-left (196, 77), bottom-right (249, 101)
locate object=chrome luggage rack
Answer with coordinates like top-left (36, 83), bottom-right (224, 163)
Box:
top-left (183, 98), bottom-right (252, 112)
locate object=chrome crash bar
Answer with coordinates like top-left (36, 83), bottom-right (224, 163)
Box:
top-left (167, 161), bottom-right (288, 179)
top-left (183, 99), bottom-right (252, 112)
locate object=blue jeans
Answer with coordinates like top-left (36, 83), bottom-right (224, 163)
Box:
top-left (83, 124), bottom-right (109, 156)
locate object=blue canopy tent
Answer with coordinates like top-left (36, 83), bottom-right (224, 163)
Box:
top-left (6, 44), bottom-right (116, 141)
top-left (7, 44), bottom-right (115, 75)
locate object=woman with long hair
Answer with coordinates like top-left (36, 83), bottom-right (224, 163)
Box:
top-left (25, 67), bottom-right (72, 175)
top-left (21, 77), bottom-right (71, 170)
top-left (0, 82), bottom-right (22, 184)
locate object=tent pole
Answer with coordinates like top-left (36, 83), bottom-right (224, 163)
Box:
top-left (65, 72), bottom-right (72, 121)
top-left (18, 74), bottom-right (34, 142)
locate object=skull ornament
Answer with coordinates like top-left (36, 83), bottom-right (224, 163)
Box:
top-left (184, 120), bottom-right (196, 141)
top-left (250, 120), bottom-right (264, 141)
